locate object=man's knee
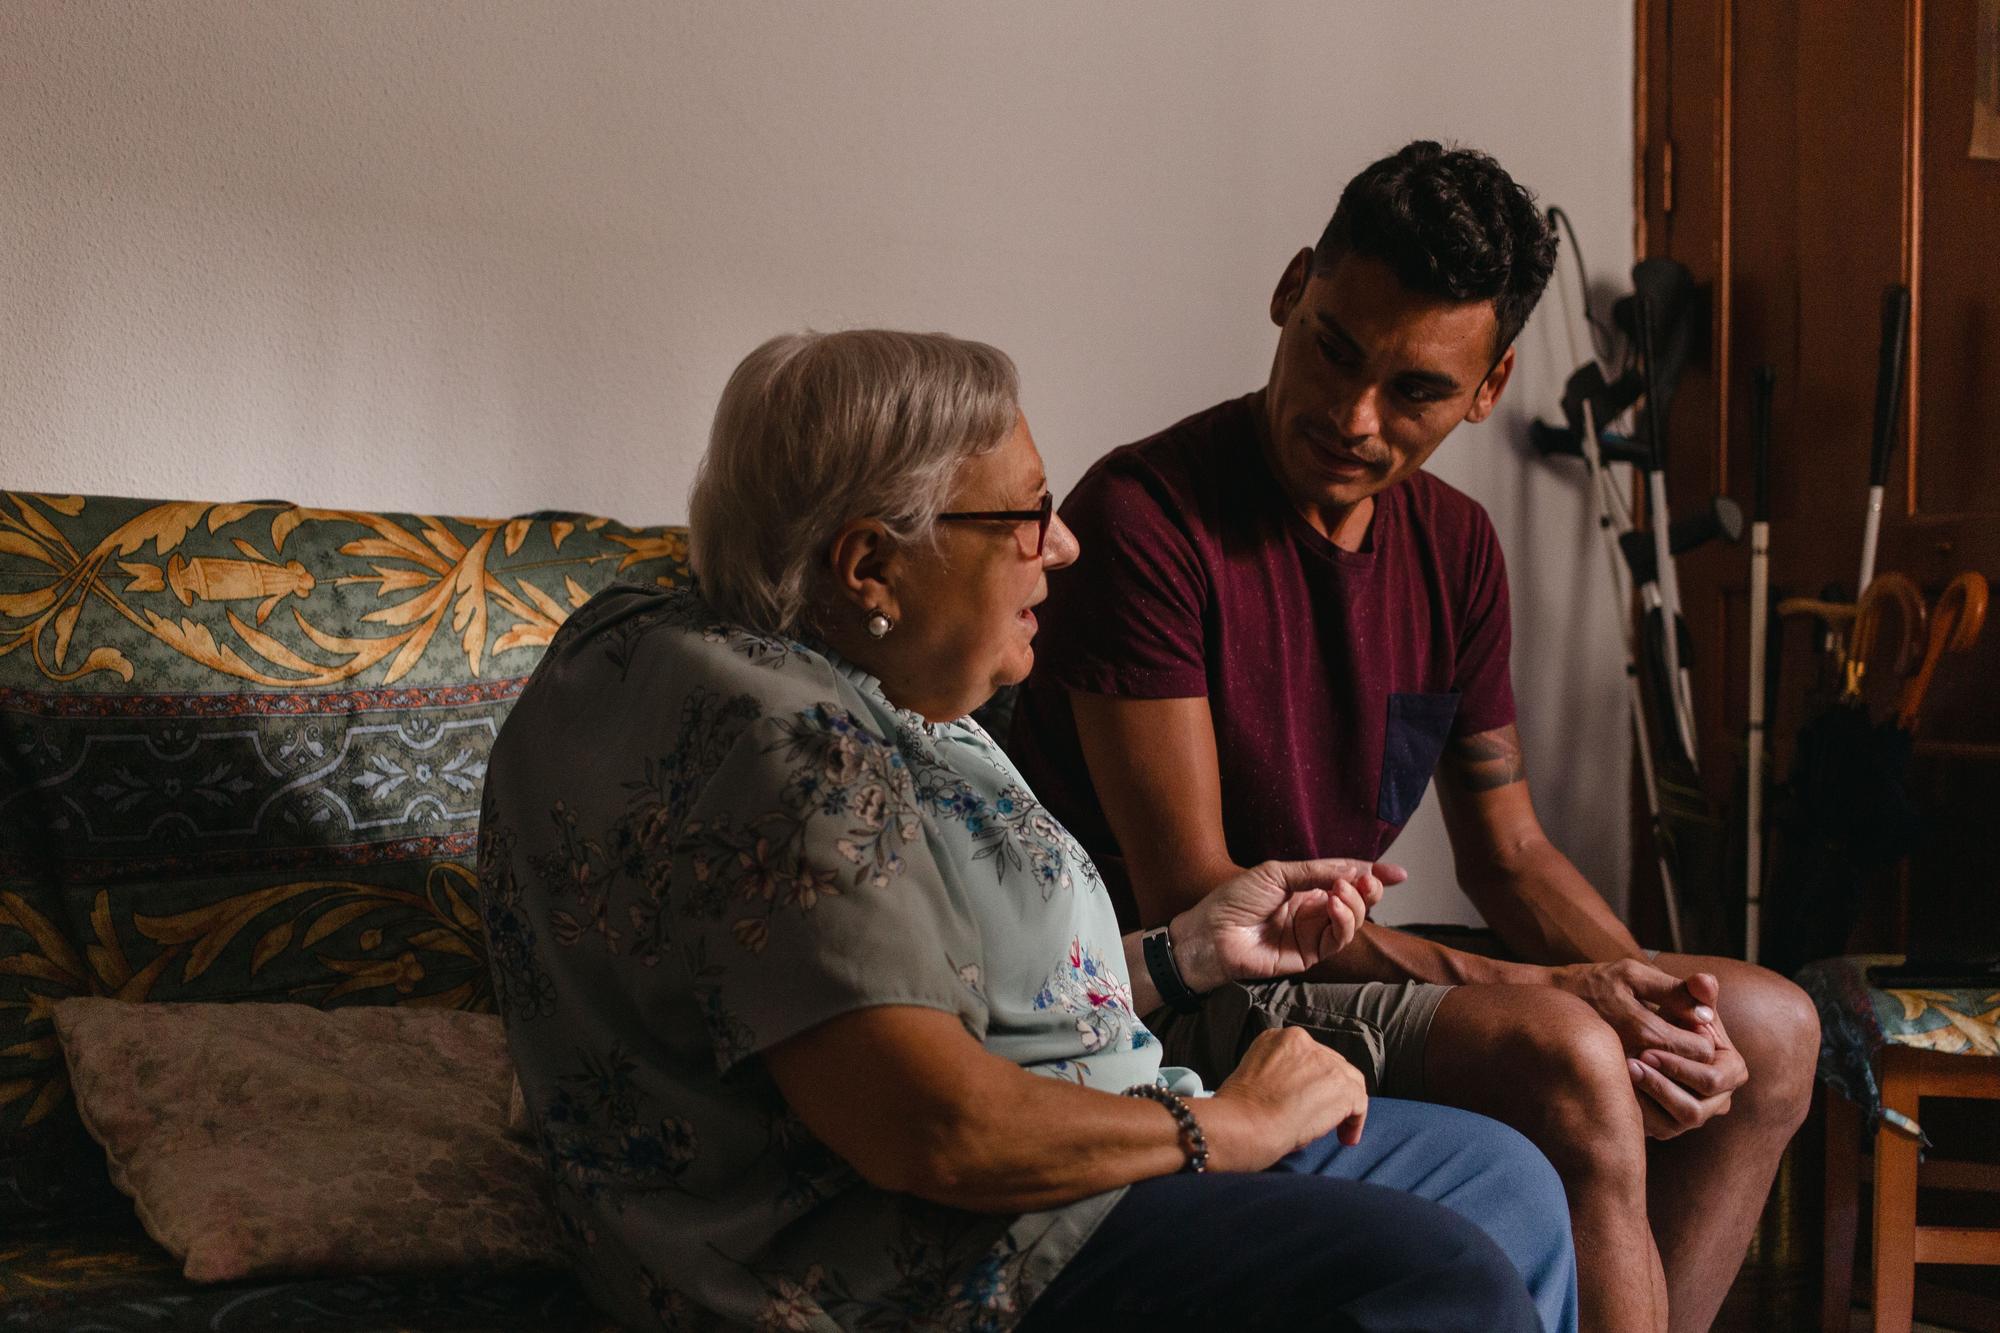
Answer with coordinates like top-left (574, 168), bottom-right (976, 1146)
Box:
top-left (1461, 988), bottom-right (1647, 1184)
top-left (1528, 993), bottom-right (1649, 1170)
top-left (1707, 959), bottom-right (1820, 1129)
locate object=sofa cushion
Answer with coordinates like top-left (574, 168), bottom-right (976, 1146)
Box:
top-left (54, 997), bottom-right (556, 1283)
top-left (0, 493), bottom-right (691, 1216)
top-left (0, 1205), bottom-right (610, 1332)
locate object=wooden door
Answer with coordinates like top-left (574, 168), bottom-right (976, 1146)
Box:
top-left (1638, 0), bottom-right (2000, 959)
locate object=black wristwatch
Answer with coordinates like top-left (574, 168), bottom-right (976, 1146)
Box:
top-left (1141, 924), bottom-right (1206, 1014)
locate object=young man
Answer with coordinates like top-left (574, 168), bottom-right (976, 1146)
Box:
top-left (1011, 141), bottom-right (1818, 1333)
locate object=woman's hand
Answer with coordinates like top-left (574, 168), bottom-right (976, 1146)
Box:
top-left (1170, 858), bottom-right (1405, 994)
top-left (1203, 1026), bottom-right (1372, 1169)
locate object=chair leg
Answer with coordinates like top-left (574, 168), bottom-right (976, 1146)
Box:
top-left (1871, 1051), bottom-right (1920, 1333)
top-left (1823, 1089), bottom-right (1862, 1332)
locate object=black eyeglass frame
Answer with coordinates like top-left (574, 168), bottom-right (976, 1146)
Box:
top-left (935, 491), bottom-right (1054, 556)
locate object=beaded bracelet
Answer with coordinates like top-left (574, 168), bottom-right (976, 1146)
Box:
top-left (1124, 1083), bottom-right (1210, 1173)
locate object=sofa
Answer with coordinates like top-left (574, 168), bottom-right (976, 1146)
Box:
top-left (0, 487), bottom-right (1516, 1333)
top-left (0, 490), bottom-right (696, 1331)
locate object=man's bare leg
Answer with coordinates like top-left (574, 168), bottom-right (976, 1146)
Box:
top-left (1425, 984), bottom-right (1669, 1333)
top-left (1644, 954), bottom-right (1820, 1333)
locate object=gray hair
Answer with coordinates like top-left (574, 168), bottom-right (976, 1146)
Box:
top-left (688, 329), bottom-right (1021, 635)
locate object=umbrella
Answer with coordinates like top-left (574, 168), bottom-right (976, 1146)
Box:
top-left (1865, 572), bottom-right (1993, 986)
top-left (1764, 574), bottom-right (1927, 978)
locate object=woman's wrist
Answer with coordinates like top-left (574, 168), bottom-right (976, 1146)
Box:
top-left (1122, 1085), bottom-right (1208, 1172)
top-left (1190, 1089), bottom-right (1283, 1174)
top-left (1166, 910), bottom-right (1228, 995)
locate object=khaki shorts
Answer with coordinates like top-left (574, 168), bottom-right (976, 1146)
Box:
top-left (1147, 979), bottom-right (1454, 1100)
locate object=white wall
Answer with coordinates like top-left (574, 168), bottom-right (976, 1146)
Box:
top-left (0, 0), bottom-right (1633, 923)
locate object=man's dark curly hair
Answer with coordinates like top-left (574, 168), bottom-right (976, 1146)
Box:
top-left (1312, 140), bottom-right (1558, 357)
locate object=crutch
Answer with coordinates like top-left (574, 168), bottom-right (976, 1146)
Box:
top-left (1537, 219), bottom-right (1694, 951)
top-left (1631, 264), bottom-right (1701, 769)
top-left (1581, 392), bottom-right (1687, 954)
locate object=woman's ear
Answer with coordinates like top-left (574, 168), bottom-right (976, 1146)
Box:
top-left (824, 519), bottom-right (901, 621)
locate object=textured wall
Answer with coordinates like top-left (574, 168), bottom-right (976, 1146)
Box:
top-left (0, 0), bottom-right (1634, 922)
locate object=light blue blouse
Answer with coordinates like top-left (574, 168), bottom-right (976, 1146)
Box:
top-left (479, 584), bottom-right (1195, 1331)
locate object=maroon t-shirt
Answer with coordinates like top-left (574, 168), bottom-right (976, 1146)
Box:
top-left (1011, 393), bottom-right (1516, 926)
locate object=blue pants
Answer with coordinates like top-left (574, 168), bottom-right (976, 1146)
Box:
top-left (1021, 1098), bottom-right (1578, 1333)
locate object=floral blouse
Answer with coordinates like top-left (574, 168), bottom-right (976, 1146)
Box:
top-left (478, 584), bottom-right (1186, 1331)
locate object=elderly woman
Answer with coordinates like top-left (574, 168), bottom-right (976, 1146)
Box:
top-left (479, 330), bottom-right (1576, 1332)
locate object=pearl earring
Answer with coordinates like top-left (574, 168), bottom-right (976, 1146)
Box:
top-left (866, 610), bottom-right (893, 639)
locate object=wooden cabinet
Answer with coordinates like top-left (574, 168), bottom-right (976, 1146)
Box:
top-left (1636, 0), bottom-right (1998, 957)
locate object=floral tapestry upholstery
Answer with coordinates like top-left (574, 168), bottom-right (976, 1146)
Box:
top-left (1796, 953), bottom-right (2000, 1139)
top-left (0, 1207), bottom-right (614, 1332)
top-left (0, 491), bottom-right (691, 1220)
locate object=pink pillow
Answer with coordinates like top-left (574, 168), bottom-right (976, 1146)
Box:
top-left (53, 998), bottom-right (555, 1283)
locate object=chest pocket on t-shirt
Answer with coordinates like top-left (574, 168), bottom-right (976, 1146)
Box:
top-left (1376, 692), bottom-right (1461, 827)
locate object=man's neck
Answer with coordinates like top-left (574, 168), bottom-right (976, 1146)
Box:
top-left (1300, 495), bottom-right (1374, 552)
top-left (1249, 388), bottom-right (1378, 553)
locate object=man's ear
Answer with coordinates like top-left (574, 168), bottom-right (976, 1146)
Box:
top-left (1269, 247), bottom-right (1314, 328)
top-left (1463, 345), bottom-right (1517, 424)
top-left (824, 519), bottom-right (901, 620)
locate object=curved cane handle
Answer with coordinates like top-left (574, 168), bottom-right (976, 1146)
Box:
top-left (1842, 573), bottom-right (1926, 702)
top-left (1896, 572), bottom-right (1990, 730)
top-left (1777, 596), bottom-right (1856, 625)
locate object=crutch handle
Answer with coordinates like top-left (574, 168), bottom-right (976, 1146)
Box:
top-left (1776, 596), bottom-right (1855, 625)
top-left (1616, 497), bottom-right (1745, 583)
top-left (1896, 572), bottom-right (1990, 731)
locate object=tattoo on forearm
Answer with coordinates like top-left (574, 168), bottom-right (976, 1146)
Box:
top-left (1447, 725), bottom-right (1527, 792)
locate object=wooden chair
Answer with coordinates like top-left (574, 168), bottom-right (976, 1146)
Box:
top-left (1810, 960), bottom-right (2000, 1332)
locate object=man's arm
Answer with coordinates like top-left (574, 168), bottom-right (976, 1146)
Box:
top-left (1433, 723), bottom-right (1648, 966)
top-left (1068, 690), bottom-right (1543, 988)
top-left (1070, 692), bottom-right (1724, 1073)
top-left (1436, 722), bottom-right (1747, 1136)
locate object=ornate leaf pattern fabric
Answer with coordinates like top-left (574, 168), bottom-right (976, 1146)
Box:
top-left (1797, 954), bottom-right (2000, 1135)
top-left (0, 491), bottom-right (690, 1222)
top-left (479, 584), bottom-right (1186, 1331)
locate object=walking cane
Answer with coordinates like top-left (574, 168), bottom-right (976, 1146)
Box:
top-left (1857, 285), bottom-right (1911, 597)
top-left (1745, 367), bottom-right (1775, 964)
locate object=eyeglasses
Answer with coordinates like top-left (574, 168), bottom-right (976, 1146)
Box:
top-left (936, 491), bottom-right (1054, 557)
